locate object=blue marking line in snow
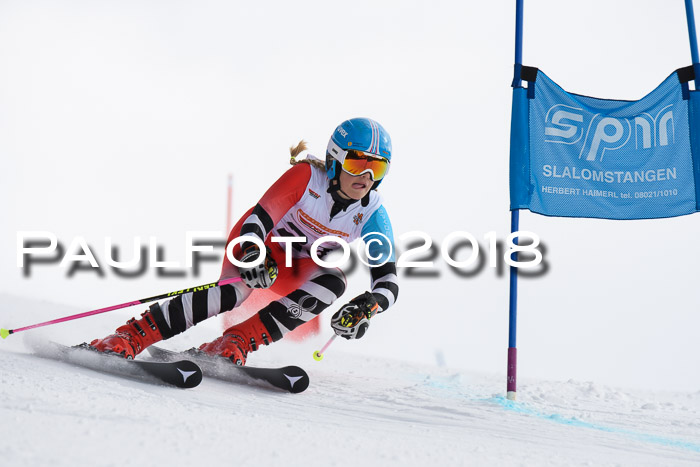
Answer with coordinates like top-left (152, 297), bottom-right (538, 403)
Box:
top-left (417, 376), bottom-right (700, 453)
top-left (489, 396), bottom-right (700, 453)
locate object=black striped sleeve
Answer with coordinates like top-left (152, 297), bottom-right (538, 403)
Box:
top-left (240, 204), bottom-right (274, 237)
top-left (192, 289), bottom-right (209, 325)
top-left (239, 203), bottom-right (275, 251)
top-left (370, 262), bottom-right (399, 312)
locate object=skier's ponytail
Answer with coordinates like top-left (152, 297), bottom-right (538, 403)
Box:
top-left (289, 140), bottom-right (325, 170)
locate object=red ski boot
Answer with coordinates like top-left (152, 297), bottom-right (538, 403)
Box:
top-left (89, 310), bottom-right (163, 359)
top-left (198, 314), bottom-right (271, 365)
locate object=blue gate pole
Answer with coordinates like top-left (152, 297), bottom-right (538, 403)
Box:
top-left (685, 0), bottom-right (700, 72)
top-left (507, 0), bottom-right (524, 401)
top-left (685, 0), bottom-right (700, 63)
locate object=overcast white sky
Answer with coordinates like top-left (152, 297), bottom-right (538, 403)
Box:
top-left (1, 0), bottom-right (699, 391)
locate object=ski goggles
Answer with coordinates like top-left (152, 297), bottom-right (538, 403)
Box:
top-left (340, 150), bottom-right (390, 181)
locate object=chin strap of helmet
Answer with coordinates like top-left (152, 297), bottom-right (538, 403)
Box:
top-left (361, 192), bottom-right (371, 207)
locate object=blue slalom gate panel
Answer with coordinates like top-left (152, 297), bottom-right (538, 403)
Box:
top-left (510, 67), bottom-right (700, 220)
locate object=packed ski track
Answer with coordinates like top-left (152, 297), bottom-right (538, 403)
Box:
top-left (1, 294), bottom-right (699, 466)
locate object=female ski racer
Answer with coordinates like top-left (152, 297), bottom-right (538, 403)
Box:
top-left (89, 117), bottom-right (399, 365)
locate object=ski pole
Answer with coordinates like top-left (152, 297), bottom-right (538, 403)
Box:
top-left (313, 334), bottom-right (338, 361)
top-left (0, 277), bottom-right (243, 339)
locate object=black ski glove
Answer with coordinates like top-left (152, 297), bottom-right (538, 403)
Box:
top-left (330, 292), bottom-right (379, 340)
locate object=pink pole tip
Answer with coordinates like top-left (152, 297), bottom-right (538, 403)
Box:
top-left (313, 335), bottom-right (337, 361)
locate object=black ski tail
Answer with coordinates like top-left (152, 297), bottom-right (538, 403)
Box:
top-left (31, 341), bottom-right (202, 389)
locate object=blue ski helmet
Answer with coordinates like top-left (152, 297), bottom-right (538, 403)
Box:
top-left (326, 117), bottom-right (392, 189)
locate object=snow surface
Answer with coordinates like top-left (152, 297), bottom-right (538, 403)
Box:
top-left (2, 295), bottom-right (700, 467)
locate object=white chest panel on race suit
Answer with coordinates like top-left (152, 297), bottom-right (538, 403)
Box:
top-left (271, 160), bottom-right (384, 260)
